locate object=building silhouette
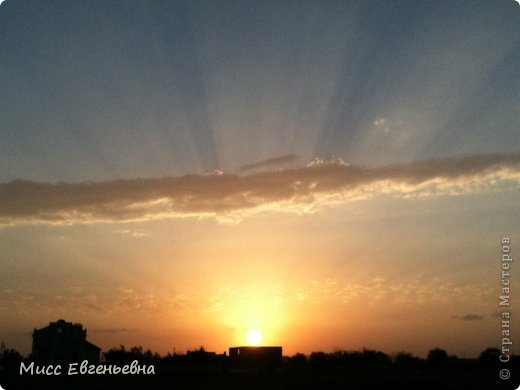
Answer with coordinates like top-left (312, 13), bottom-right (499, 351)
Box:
top-left (32, 319), bottom-right (101, 364)
top-left (229, 346), bottom-right (283, 372)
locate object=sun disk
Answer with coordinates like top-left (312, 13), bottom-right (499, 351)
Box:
top-left (246, 329), bottom-right (263, 345)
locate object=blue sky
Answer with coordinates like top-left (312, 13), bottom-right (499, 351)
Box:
top-left (1, 0), bottom-right (519, 182)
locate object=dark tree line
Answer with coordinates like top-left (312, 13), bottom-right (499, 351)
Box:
top-left (1, 341), bottom-right (517, 372)
top-left (104, 345), bottom-right (161, 365)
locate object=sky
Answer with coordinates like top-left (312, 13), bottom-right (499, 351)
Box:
top-left (0, 0), bottom-right (519, 358)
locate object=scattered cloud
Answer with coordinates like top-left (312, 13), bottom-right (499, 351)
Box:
top-left (238, 154), bottom-right (299, 172)
top-left (0, 286), bottom-right (188, 318)
top-left (0, 279), bottom-right (495, 320)
top-left (374, 117), bottom-right (390, 132)
top-left (457, 314), bottom-right (484, 321)
top-left (114, 228), bottom-right (149, 238)
top-left (296, 278), bottom-right (494, 307)
top-left (0, 153), bottom-right (519, 226)
top-left (90, 328), bottom-right (133, 333)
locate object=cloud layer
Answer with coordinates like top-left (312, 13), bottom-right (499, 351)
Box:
top-left (238, 154), bottom-right (299, 172)
top-left (459, 314), bottom-right (484, 321)
top-left (1, 153), bottom-right (519, 226)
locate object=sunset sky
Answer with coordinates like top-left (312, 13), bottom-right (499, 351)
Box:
top-left (0, 0), bottom-right (519, 358)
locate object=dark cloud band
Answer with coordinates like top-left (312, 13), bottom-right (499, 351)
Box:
top-left (1, 153), bottom-right (518, 226)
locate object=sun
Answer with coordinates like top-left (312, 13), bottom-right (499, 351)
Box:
top-left (246, 329), bottom-right (263, 345)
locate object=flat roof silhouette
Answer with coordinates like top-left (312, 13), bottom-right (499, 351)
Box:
top-left (228, 346), bottom-right (283, 372)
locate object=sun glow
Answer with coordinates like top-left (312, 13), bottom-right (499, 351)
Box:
top-left (246, 329), bottom-right (263, 345)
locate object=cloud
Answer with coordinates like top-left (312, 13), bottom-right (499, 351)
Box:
top-left (0, 153), bottom-right (519, 226)
top-left (238, 154), bottom-right (299, 172)
top-left (90, 328), bottom-right (133, 334)
top-left (114, 228), bottom-right (149, 238)
top-left (0, 285), bottom-right (193, 320)
top-left (296, 277), bottom-right (494, 307)
top-left (458, 314), bottom-right (484, 321)
top-left (374, 117), bottom-right (390, 132)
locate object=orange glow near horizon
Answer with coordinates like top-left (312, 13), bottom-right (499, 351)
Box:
top-left (0, 197), bottom-right (512, 359)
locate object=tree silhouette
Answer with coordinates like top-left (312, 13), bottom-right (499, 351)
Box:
top-left (0, 342), bottom-right (23, 372)
top-left (309, 351), bottom-right (328, 368)
top-left (394, 351), bottom-right (423, 370)
top-left (287, 353), bottom-right (307, 367)
top-left (478, 347), bottom-right (500, 366)
top-left (427, 348), bottom-right (448, 367)
top-left (104, 345), bottom-right (159, 365)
